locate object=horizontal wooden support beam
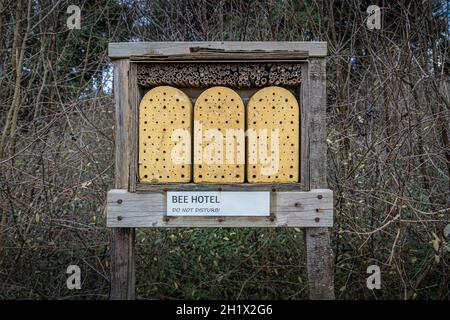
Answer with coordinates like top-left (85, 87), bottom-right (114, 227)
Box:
top-left (136, 182), bottom-right (305, 192)
top-left (108, 42), bottom-right (327, 59)
top-left (130, 50), bottom-right (309, 61)
top-left (106, 189), bottom-right (333, 228)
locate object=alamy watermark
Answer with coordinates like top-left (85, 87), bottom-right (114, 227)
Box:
top-left (66, 265), bottom-right (81, 290)
top-left (66, 5), bottom-right (81, 30)
top-left (366, 5), bottom-right (381, 30)
top-left (169, 122), bottom-right (281, 175)
top-left (366, 265), bottom-right (381, 290)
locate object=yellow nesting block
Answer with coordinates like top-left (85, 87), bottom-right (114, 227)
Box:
top-left (194, 86), bottom-right (245, 183)
top-left (247, 86), bottom-right (299, 183)
top-left (139, 86), bottom-right (192, 183)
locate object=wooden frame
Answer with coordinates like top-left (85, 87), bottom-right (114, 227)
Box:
top-left (128, 58), bottom-right (309, 192)
top-left (108, 42), bottom-right (334, 300)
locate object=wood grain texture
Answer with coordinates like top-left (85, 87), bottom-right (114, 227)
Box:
top-left (139, 86), bottom-right (192, 183)
top-left (109, 42), bottom-right (327, 58)
top-left (110, 59), bottom-right (135, 300)
top-left (136, 182), bottom-right (303, 192)
top-left (114, 59), bottom-right (131, 189)
top-left (304, 58), bottom-right (335, 300)
top-left (130, 49), bottom-right (309, 61)
top-left (300, 63), bottom-right (310, 190)
top-left (106, 189), bottom-right (333, 228)
top-left (193, 86), bottom-right (245, 183)
top-left (247, 86), bottom-right (299, 183)
top-left (128, 63), bottom-right (139, 193)
top-left (110, 227), bottom-right (135, 300)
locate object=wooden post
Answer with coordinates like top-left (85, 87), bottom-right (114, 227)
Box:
top-left (110, 59), bottom-right (135, 300)
top-left (304, 58), bottom-right (335, 299)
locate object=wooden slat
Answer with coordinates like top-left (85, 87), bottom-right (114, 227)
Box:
top-left (114, 59), bottom-right (131, 189)
top-left (136, 182), bottom-right (303, 192)
top-left (106, 189), bottom-right (333, 228)
top-left (128, 62), bottom-right (138, 192)
top-left (109, 42), bottom-right (327, 58)
top-left (130, 50), bottom-right (309, 61)
top-left (300, 63), bottom-right (310, 189)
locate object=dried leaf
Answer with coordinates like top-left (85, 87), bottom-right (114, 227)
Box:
top-left (431, 232), bottom-right (440, 252)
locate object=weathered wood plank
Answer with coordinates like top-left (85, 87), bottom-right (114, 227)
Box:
top-left (128, 62), bottom-right (138, 192)
top-left (300, 63), bottom-right (310, 190)
top-left (110, 59), bottom-right (135, 300)
top-left (304, 58), bottom-right (335, 300)
top-left (109, 42), bottom-right (327, 58)
top-left (114, 59), bottom-right (131, 188)
top-left (130, 50), bottom-right (309, 61)
top-left (308, 59), bottom-right (328, 188)
top-left (110, 227), bottom-right (135, 300)
top-left (106, 189), bottom-right (333, 228)
top-left (136, 183), bottom-right (303, 192)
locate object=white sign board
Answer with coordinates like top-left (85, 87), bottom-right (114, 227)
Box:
top-left (167, 192), bottom-right (270, 216)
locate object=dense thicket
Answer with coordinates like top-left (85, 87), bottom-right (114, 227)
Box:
top-left (0, 0), bottom-right (448, 299)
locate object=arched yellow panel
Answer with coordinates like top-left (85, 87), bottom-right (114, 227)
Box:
top-left (139, 86), bottom-right (192, 183)
top-left (194, 86), bottom-right (245, 183)
top-left (247, 86), bottom-right (299, 183)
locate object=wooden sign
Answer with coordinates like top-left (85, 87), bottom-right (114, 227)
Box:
top-left (107, 188), bottom-right (332, 227)
top-left (105, 42), bottom-right (335, 229)
top-left (167, 191), bottom-right (270, 216)
top-left (106, 45), bottom-right (334, 227)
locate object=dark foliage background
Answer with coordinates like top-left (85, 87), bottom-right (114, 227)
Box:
top-left (0, 0), bottom-right (448, 299)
